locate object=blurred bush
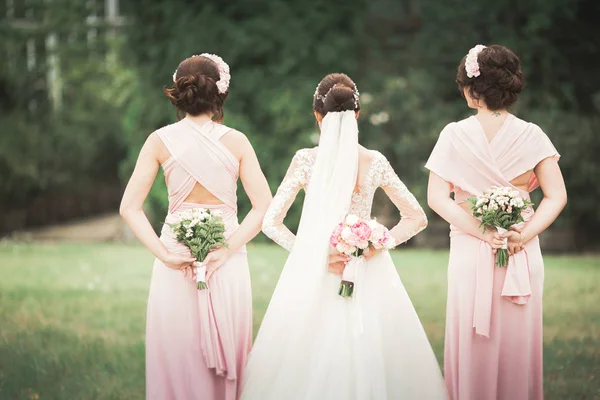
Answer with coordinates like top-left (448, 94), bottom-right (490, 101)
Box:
top-left (2, 0), bottom-right (599, 248)
top-left (121, 0), bottom-right (599, 248)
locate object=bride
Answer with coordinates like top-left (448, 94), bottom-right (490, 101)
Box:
top-left (241, 73), bottom-right (447, 399)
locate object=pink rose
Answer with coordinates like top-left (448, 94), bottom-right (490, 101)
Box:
top-left (330, 223), bottom-right (344, 247)
top-left (351, 221), bottom-right (372, 241)
top-left (370, 224), bottom-right (393, 249)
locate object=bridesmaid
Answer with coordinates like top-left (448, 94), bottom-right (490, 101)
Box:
top-left (426, 45), bottom-right (567, 400)
top-left (119, 54), bottom-right (271, 400)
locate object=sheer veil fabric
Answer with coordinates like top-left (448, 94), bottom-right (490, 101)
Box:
top-left (242, 110), bottom-right (361, 397)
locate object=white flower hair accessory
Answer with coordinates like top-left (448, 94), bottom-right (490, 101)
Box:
top-left (314, 82), bottom-right (360, 108)
top-left (172, 53), bottom-right (231, 94)
top-left (465, 44), bottom-right (487, 78)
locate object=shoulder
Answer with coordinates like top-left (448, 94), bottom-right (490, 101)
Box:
top-left (369, 150), bottom-right (391, 169)
top-left (141, 131), bottom-right (170, 163)
top-left (293, 147), bottom-right (317, 163)
top-left (442, 120), bottom-right (463, 135)
top-left (512, 117), bottom-right (551, 141)
top-left (286, 148), bottom-right (316, 184)
top-left (153, 121), bottom-right (181, 138)
top-left (366, 150), bottom-right (398, 184)
top-left (218, 125), bottom-right (254, 161)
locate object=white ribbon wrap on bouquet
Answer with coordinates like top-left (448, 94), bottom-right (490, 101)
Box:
top-left (342, 256), bottom-right (367, 336)
top-left (341, 255), bottom-right (362, 284)
top-left (196, 262), bottom-right (207, 285)
top-left (495, 226), bottom-right (508, 249)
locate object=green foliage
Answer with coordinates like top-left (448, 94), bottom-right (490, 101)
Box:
top-left (3, 0), bottom-right (599, 246)
top-left (467, 192), bottom-right (533, 232)
top-left (119, 0), bottom-right (600, 248)
top-left (168, 209), bottom-right (228, 263)
top-left (1, 1), bottom-right (126, 224)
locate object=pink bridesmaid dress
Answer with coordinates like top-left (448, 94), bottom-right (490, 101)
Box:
top-left (426, 114), bottom-right (559, 400)
top-left (145, 118), bottom-right (252, 400)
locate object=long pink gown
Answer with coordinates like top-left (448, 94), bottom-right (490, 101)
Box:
top-left (425, 114), bottom-right (560, 400)
top-left (145, 118), bottom-right (252, 400)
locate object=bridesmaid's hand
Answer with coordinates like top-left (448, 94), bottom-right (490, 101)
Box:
top-left (204, 246), bottom-right (234, 281)
top-left (483, 230), bottom-right (504, 254)
top-left (161, 252), bottom-right (196, 271)
top-left (499, 229), bottom-right (524, 256)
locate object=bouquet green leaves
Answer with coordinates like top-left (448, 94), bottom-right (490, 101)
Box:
top-left (467, 186), bottom-right (533, 267)
top-left (166, 208), bottom-right (227, 289)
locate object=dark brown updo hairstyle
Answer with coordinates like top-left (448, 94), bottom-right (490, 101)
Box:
top-left (163, 55), bottom-right (228, 120)
top-left (313, 73), bottom-right (360, 117)
top-left (456, 45), bottom-right (525, 111)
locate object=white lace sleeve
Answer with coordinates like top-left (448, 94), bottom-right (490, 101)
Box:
top-left (262, 149), bottom-right (313, 251)
top-left (376, 155), bottom-right (428, 246)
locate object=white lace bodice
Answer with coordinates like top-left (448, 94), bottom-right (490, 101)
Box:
top-left (262, 148), bottom-right (428, 251)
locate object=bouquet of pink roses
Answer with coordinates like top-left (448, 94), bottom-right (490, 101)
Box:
top-left (330, 215), bottom-right (396, 297)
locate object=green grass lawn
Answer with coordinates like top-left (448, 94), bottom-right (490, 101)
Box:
top-left (0, 242), bottom-right (598, 399)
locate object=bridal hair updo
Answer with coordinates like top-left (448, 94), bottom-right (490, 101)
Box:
top-left (456, 45), bottom-right (525, 111)
top-left (164, 55), bottom-right (228, 120)
top-left (313, 73), bottom-right (360, 117)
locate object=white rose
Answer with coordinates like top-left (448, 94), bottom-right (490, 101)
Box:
top-left (341, 227), bottom-right (353, 241)
top-left (345, 215), bottom-right (359, 226)
top-left (336, 242), bottom-right (350, 254)
top-left (367, 219), bottom-right (379, 229)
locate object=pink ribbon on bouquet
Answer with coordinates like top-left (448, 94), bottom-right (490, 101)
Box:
top-left (473, 223), bottom-right (532, 338)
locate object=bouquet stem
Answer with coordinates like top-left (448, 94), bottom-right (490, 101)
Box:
top-left (496, 249), bottom-right (509, 268)
top-left (197, 281), bottom-right (208, 290)
top-left (338, 280), bottom-right (354, 297)
top-left (195, 262), bottom-right (208, 291)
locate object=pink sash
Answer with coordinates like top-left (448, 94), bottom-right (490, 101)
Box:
top-left (426, 114), bottom-right (559, 337)
top-left (157, 118), bottom-right (241, 379)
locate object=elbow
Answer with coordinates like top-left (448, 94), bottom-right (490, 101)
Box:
top-left (559, 193), bottom-right (568, 211)
top-left (420, 213), bottom-right (429, 231)
top-left (119, 203), bottom-right (135, 220)
top-left (427, 196), bottom-right (440, 215)
top-left (261, 214), bottom-right (272, 235)
top-left (254, 200), bottom-right (271, 219)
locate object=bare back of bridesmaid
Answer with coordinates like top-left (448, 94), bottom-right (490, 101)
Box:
top-left (119, 54), bottom-right (272, 400)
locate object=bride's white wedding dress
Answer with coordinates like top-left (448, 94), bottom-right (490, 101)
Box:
top-left (242, 111), bottom-right (447, 399)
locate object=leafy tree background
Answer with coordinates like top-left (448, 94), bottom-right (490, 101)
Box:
top-left (2, 0), bottom-right (599, 249)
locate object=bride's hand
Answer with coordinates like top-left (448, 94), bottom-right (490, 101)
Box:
top-left (363, 246), bottom-right (384, 261)
top-left (327, 252), bottom-right (350, 277)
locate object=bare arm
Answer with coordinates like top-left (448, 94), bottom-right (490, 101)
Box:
top-left (427, 171), bottom-right (503, 248)
top-left (119, 133), bottom-right (195, 269)
top-left (224, 133), bottom-right (272, 252)
top-left (519, 158), bottom-right (567, 244)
